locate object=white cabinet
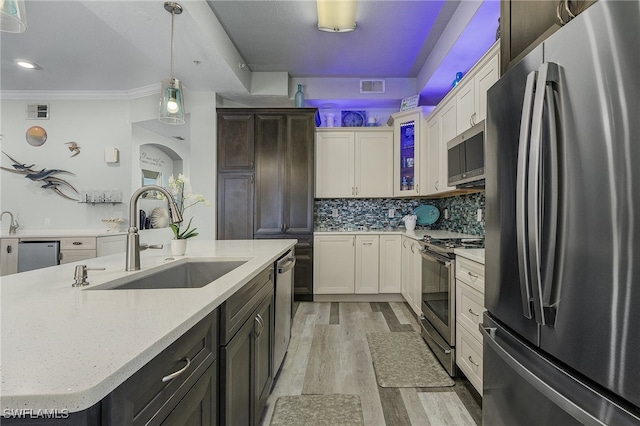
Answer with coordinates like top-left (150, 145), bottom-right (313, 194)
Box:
top-left (0, 238), bottom-right (19, 276)
top-left (59, 237), bottom-right (96, 265)
top-left (378, 235), bottom-right (401, 293)
top-left (400, 236), bottom-right (422, 316)
top-left (438, 99), bottom-right (458, 193)
top-left (456, 43), bottom-right (500, 133)
top-left (455, 255), bottom-right (486, 395)
top-left (424, 115), bottom-right (441, 195)
top-left (315, 129), bottom-right (393, 198)
top-left (354, 235), bottom-right (379, 294)
top-left (314, 233), bottom-right (404, 296)
top-left (97, 235), bottom-right (126, 257)
top-left (392, 107), bottom-right (431, 197)
top-left (314, 235), bottom-right (355, 294)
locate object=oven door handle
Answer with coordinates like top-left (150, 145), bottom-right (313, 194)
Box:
top-left (420, 251), bottom-right (452, 267)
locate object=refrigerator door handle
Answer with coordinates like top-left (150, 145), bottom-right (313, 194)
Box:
top-left (516, 70), bottom-right (538, 320)
top-left (480, 324), bottom-right (607, 426)
top-left (528, 63), bottom-right (561, 326)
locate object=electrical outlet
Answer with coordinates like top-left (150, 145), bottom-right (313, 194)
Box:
top-left (477, 208), bottom-right (483, 222)
top-left (388, 208), bottom-right (395, 218)
top-left (332, 209), bottom-right (339, 218)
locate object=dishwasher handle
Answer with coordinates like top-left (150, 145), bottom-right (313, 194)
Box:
top-left (277, 256), bottom-right (296, 274)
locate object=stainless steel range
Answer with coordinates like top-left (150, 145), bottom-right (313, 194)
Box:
top-left (419, 236), bottom-right (483, 376)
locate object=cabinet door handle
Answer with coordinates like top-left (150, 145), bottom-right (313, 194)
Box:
top-left (416, 183), bottom-right (419, 194)
top-left (435, 180), bottom-right (439, 191)
top-left (468, 308), bottom-right (480, 317)
top-left (351, 187), bottom-right (355, 196)
top-left (6, 245), bottom-right (11, 254)
top-left (162, 357), bottom-right (191, 383)
top-left (250, 160), bottom-right (254, 168)
top-left (468, 355), bottom-right (479, 367)
top-left (255, 314), bottom-right (265, 338)
top-left (250, 176), bottom-right (254, 184)
top-left (355, 187), bottom-right (358, 196)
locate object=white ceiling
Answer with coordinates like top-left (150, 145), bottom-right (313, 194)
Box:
top-left (1, 0), bottom-right (499, 129)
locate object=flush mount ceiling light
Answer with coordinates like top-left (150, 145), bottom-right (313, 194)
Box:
top-left (317, 0), bottom-right (357, 33)
top-left (0, 0), bottom-right (27, 33)
top-left (159, 1), bottom-right (185, 125)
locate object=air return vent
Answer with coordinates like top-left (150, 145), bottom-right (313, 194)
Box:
top-left (26, 104), bottom-right (49, 120)
top-left (360, 79), bottom-right (385, 94)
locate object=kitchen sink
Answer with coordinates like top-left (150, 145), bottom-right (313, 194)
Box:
top-left (88, 260), bottom-right (247, 290)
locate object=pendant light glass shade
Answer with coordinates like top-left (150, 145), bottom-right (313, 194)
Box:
top-left (159, 77), bottom-right (185, 125)
top-left (159, 2), bottom-right (185, 125)
top-left (317, 0), bottom-right (356, 33)
top-left (0, 0), bottom-right (27, 33)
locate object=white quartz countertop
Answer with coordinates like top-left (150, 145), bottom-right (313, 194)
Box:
top-left (1, 228), bottom-right (127, 239)
top-left (454, 248), bottom-right (485, 264)
top-left (0, 239), bottom-right (295, 412)
top-left (314, 228), bottom-right (481, 241)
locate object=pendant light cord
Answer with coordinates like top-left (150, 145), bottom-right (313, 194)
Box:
top-left (170, 8), bottom-right (175, 77)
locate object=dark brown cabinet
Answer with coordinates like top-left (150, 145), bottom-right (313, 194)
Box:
top-left (217, 173), bottom-right (254, 240)
top-left (217, 108), bottom-right (316, 300)
top-left (103, 310), bottom-right (218, 426)
top-left (500, 0), bottom-right (596, 72)
top-left (220, 269), bottom-right (274, 426)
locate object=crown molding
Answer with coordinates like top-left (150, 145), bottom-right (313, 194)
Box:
top-left (0, 84), bottom-right (162, 101)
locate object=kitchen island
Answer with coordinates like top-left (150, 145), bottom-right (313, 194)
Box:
top-left (0, 239), bottom-right (295, 415)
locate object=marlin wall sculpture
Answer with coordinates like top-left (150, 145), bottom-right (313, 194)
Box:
top-left (1, 151), bottom-right (79, 201)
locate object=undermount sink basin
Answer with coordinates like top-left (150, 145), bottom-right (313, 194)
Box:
top-left (89, 260), bottom-right (247, 290)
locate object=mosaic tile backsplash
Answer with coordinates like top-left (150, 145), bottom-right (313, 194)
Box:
top-left (314, 192), bottom-right (485, 236)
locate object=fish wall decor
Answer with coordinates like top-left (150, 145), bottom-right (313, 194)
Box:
top-left (1, 151), bottom-right (79, 201)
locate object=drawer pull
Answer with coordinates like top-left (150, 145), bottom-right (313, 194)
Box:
top-left (468, 355), bottom-right (479, 367)
top-left (467, 271), bottom-right (479, 279)
top-left (162, 357), bottom-right (191, 383)
top-left (362, 242), bottom-right (373, 246)
top-left (255, 314), bottom-right (265, 338)
top-left (468, 308), bottom-right (480, 317)
top-left (73, 242), bottom-right (83, 246)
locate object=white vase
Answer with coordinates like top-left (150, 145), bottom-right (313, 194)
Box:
top-left (171, 239), bottom-right (187, 256)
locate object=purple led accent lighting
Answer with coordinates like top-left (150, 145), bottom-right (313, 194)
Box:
top-left (420, 0), bottom-right (500, 105)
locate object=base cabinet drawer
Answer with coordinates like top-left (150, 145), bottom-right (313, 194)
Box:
top-left (103, 309), bottom-right (218, 425)
top-left (456, 323), bottom-right (483, 395)
top-left (60, 249), bottom-right (96, 264)
top-left (456, 281), bottom-right (486, 342)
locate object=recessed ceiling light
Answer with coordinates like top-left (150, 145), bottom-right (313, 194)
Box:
top-left (15, 60), bottom-right (41, 70)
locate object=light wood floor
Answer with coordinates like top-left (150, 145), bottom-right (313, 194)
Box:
top-left (259, 302), bottom-right (482, 426)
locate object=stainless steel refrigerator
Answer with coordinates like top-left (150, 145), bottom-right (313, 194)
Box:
top-left (484, 1), bottom-right (640, 424)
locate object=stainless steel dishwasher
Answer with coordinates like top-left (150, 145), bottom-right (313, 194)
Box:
top-left (274, 250), bottom-right (296, 375)
top-left (17, 241), bottom-right (60, 272)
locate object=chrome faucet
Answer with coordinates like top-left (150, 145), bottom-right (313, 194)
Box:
top-left (126, 185), bottom-right (183, 271)
top-left (1, 211), bottom-right (19, 234)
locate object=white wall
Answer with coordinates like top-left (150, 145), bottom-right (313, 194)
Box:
top-left (0, 99), bottom-right (132, 230)
top-left (0, 91), bottom-right (218, 243)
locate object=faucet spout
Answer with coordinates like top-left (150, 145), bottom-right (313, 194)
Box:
top-left (1, 211), bottom-right (19, 234)
top-left (126, 185), bottom-right (183, 271)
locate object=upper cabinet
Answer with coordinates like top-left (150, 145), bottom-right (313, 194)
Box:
top-left (217, 113), bottom-right (255, 172)
top-left (423, 42), bottom-right (499, 197)
top-left (315, 128), bottom-right (393, 198)
top-left (456, 44), bottom-right (500, 134)
top-left (392, 107), bottom-right (431, 197)
top-left (500, 0), bottom-right (596, 72)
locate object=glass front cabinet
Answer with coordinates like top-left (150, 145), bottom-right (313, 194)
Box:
top-left (392, 107), bottom-right (431, 197)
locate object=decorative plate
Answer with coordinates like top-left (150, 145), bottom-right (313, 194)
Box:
top-left (341, 110), bottom-right (366, 127)
top-left (413, 204), bottom-right (440, 225)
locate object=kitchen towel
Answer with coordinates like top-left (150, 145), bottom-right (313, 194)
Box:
top-left (270, 394), bottom-right (364, 426)
top-left (367, 331), bottom-right (455, 387)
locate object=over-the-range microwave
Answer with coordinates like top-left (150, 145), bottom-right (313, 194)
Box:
top-left (447, 121), bottom-right (485, 187)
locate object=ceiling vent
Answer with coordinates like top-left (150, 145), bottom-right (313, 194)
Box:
top-left (360, 80), bottom-right (385, 94)
top-left (26, 104), bottom-right (49, 120)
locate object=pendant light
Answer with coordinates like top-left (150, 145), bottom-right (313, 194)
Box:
top-left (0, 0), bottom-right (27, 33)
top-left (159, 1), bottom-right (185, 125)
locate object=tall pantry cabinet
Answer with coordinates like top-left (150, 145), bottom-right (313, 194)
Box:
top-left (217, 108), bottom-right (316, 301)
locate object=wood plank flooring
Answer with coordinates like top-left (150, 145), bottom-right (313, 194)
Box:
top-left (259, 302), bottom-right (482, 426)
